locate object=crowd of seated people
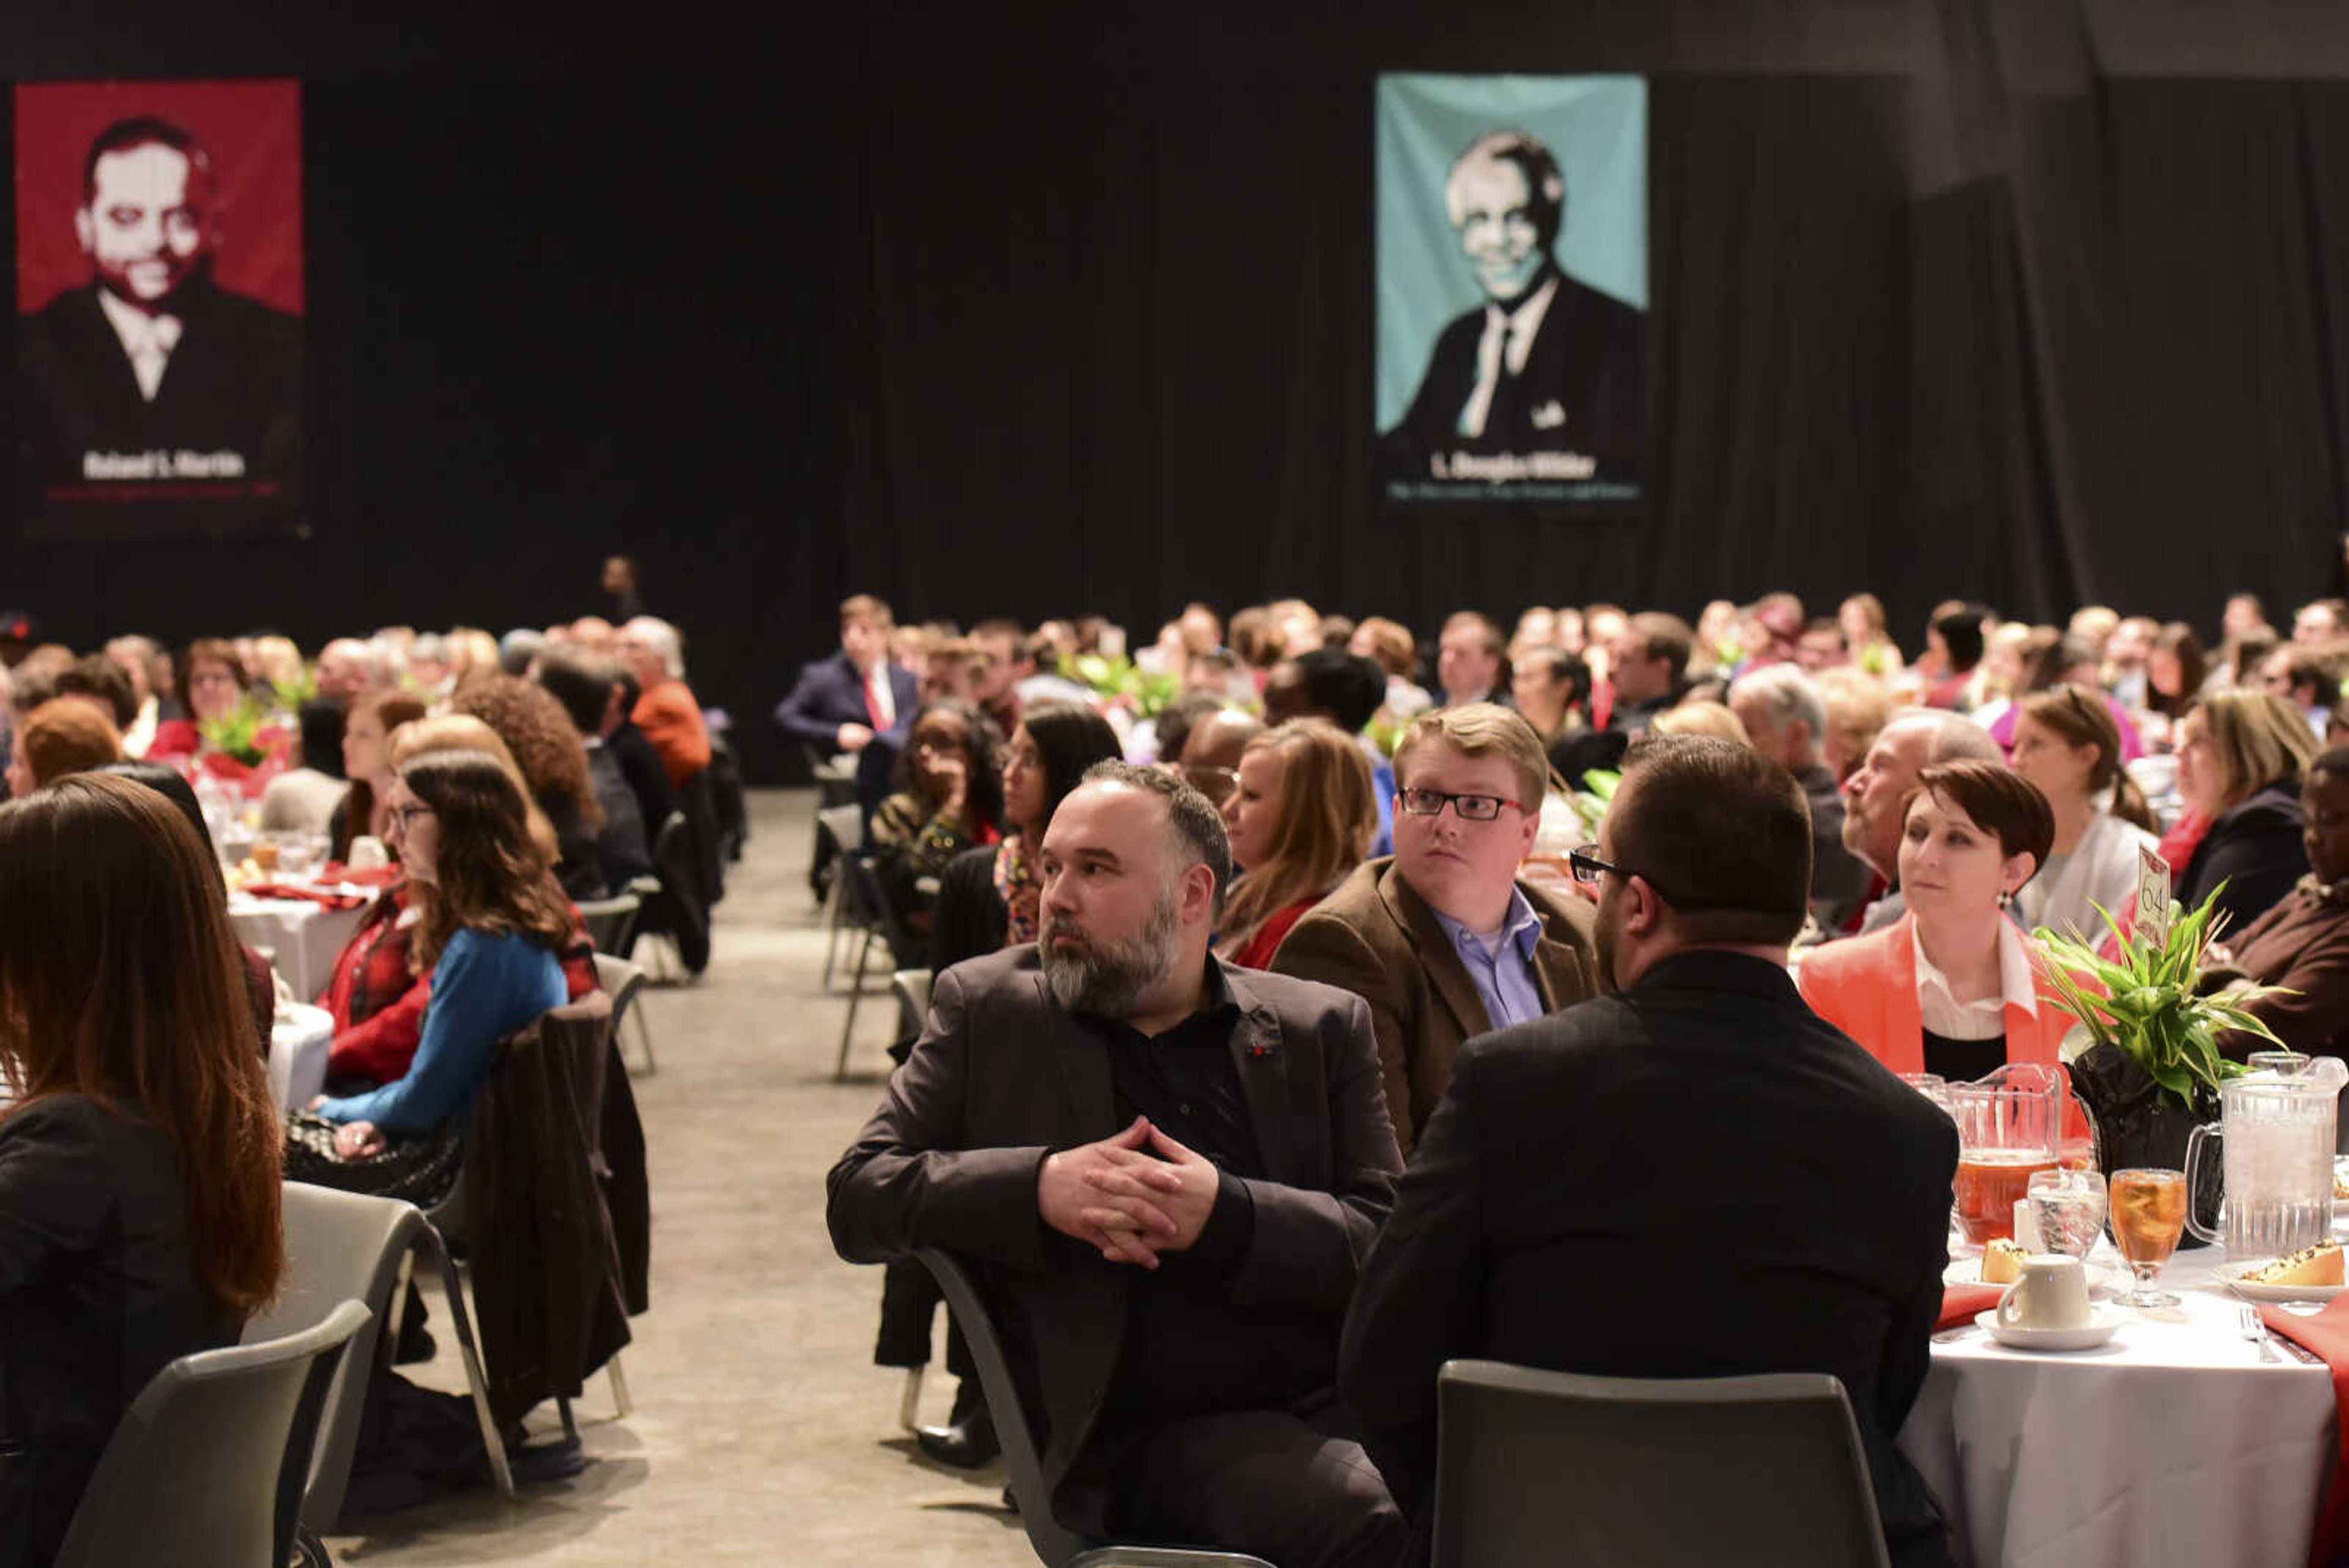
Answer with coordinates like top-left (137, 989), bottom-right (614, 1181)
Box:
top-left (827, 581), bottom-right (2349, 1567)
top-left (0, 598), bottom-right (726, 1540)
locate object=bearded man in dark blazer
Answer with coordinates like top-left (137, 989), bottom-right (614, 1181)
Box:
top-left (828, 762), bottom-right (1408, 1568)
top-left (18, 116), bottom-right (302, 533)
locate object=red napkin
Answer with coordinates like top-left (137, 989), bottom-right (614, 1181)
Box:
top-left (2258, 1298), bottom-right (2349, 1567)
top-left (242, 882), bottom-right (367, 912)
top-left (321, 863), bottom-right (401, 888)
top-left (1939, 1282), bottom-right (2005, 1331)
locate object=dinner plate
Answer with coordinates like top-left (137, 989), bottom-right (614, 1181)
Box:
top-left (1976, 1307), bottom-right (2123, 1352)
top-left (2220, 1263), bottom-right (2349, 1304)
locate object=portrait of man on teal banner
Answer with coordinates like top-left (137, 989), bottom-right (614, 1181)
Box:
top-left (1376, 74), bottom-right (1646, 506)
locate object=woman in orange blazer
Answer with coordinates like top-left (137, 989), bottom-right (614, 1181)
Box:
top-left (1801, 759), bottom-right (2074, 1079)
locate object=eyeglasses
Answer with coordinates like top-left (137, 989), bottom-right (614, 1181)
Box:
top-left (1398, 787), bottom-right (1524, 822)
top-left (1567, 844), bottom-right (1624, 883)
top-left (1182, 764), bottom-right (1241, 805)
top-left (388, 804), bottom-right (436, 829)
top-left (1570, 842), bottom-right (1690, 905)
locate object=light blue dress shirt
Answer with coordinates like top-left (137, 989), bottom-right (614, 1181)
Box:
top-left (1428, 886), bottom-right (1546, 1031)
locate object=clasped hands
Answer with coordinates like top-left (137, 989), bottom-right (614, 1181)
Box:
top-left (305, 1095), bottom-right (386, 1161)
top-left (1038, 1117), bottom-right (1218, 1269)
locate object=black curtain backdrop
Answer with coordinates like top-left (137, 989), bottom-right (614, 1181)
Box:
top-left (4, 2), bottom-right (2349, 779)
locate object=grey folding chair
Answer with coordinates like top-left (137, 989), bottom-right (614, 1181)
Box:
top-left (248, 1183), bottom-right (513, 1518)
top-left (575, 890), bottom-right (644, 957)
top-left (836, 853), bottom-right (918, 1080)
top-left (817, 803), bottom-right (872, 990)
top-left (594, 951), bottom-right (656, 1076)
top-left (428, 992), bottom-right (633, 1444)
top-left (1431, 1361), bottom-right (1892, 1568)
top-left (54, 1299), bottom-right (371, 1568)
top-left (914, 1249), bottom-right (1272, 1568)
top-left (891, 967), bottom-right (933, 1048)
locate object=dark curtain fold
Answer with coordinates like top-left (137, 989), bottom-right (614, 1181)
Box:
top-left (3, 2), bottom-right (2349, 779)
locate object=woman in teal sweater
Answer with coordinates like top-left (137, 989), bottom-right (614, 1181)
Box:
top-left (310, 748), bottom-right (571, 1158)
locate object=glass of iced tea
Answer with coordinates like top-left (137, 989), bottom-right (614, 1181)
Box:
top-left (2110, 1167), bottom-right (2188, 1307)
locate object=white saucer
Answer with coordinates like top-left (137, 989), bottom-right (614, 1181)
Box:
top-left (1976, 1307), bottom-right (2124, 1352)
top-left (2219, 1263), bottom-right (2349, 1304)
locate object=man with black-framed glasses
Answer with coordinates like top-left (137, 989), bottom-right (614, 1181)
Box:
top-left (1272, 704), bottom-right (1594, 1151)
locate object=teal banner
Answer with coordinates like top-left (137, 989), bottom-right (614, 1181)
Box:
top-left (1376, 74), bottom-right (1647, 507)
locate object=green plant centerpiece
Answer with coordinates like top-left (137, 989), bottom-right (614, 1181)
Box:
top-left (2034, 886), bottom-right (2292, 1241)
top-left (197, 694), bottom-right (280, 768)
top-left (1065, 653), bottom-right (1180, 721)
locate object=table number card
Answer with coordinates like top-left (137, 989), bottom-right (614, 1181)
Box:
top-left (2135, 845), bottom-right (2172, 946)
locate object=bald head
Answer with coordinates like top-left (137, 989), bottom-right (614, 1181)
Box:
top-left (315, 639), bottom-right (382, 704)
top-left (1839, 708), bottom-right (2002, 878)
top-left (1181, 708), bottom-right (1263, 774)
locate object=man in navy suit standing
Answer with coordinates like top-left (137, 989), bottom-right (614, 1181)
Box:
top-left (774, 593), bottom-right (922, 759)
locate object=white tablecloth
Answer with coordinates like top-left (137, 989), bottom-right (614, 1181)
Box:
top-left (1899, 1243), bottom-right (2337, 1568)
top-left (228, 893), bottom-right (368, 1003)
top-left (268, 1003), bottom-right (334, 1113)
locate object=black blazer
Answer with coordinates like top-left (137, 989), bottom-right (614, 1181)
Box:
top-left (773, 651), bottom-right (920, 751)
top-left (2178, 779), bottom-right (2309, 937)
top-left (1382, 267), bottom-right (1645, 484)
top-left (17, 276), bottom-right (303, 533)
top-left (585, 745), bottom-right (653, 890)
top-left (0, 1095), bottom-right (239, 1566)
top-left (607, 722), bottom-right (677, 841)
top-left (929, 843), bottom-right (1009, 974)
top-left (1339, 951), bottom-right (1959, 1568)
top-left (826, 946), bottom-right (1403, 1537)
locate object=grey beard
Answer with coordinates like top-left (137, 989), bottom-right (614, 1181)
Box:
top-left (1041, 893), bottom-right (1181, 1017)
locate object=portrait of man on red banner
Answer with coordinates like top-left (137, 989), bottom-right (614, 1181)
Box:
top-left (15, 80), bottom-right (305, 540)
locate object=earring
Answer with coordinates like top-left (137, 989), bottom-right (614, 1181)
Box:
top-left (1997, 889), bottom-right (2014, 909)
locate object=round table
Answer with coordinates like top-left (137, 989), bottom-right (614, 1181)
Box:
top-left (1899, 1239), bottom-right (2337, 1568)
top-left (228, 890), bottom-right (369, 1003)
top-left (268, 1003), bottom-right (335, 1113)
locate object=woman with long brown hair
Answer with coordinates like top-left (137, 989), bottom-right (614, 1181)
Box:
top-left (451, 672), bottom-right (619, 897)
top-left (2006, 684), bottom-right (2159, 941)
top-left (0, 773), bottom-right (284, 1561)
top-left (302, 749), bottom-right (574, 1175)
top-left (1216, 719), bottom-right (1379, 968)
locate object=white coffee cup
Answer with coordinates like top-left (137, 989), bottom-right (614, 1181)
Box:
top-left (347, 836), bottom-right (389, 871)
top-left (1997, 1254), bottom-right (2092, 1331)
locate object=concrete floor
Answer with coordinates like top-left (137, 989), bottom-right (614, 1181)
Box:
top-left (328, 788), bottom-right (1037, 1567)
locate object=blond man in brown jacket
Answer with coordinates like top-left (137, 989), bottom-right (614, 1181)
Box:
top-left (1272, 703), bottom-right (1597, 1150)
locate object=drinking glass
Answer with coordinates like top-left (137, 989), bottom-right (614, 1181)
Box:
top-left (2109, 1167), bottom-right (2188, 1307)
top-left (2027, 1167), bottom-right (2108, 1261)
top-left (2247, 1050), bottom-right (2312, 1076)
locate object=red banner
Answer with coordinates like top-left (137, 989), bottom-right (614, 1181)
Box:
top-left (15, 79), bottom-right (305, 539)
